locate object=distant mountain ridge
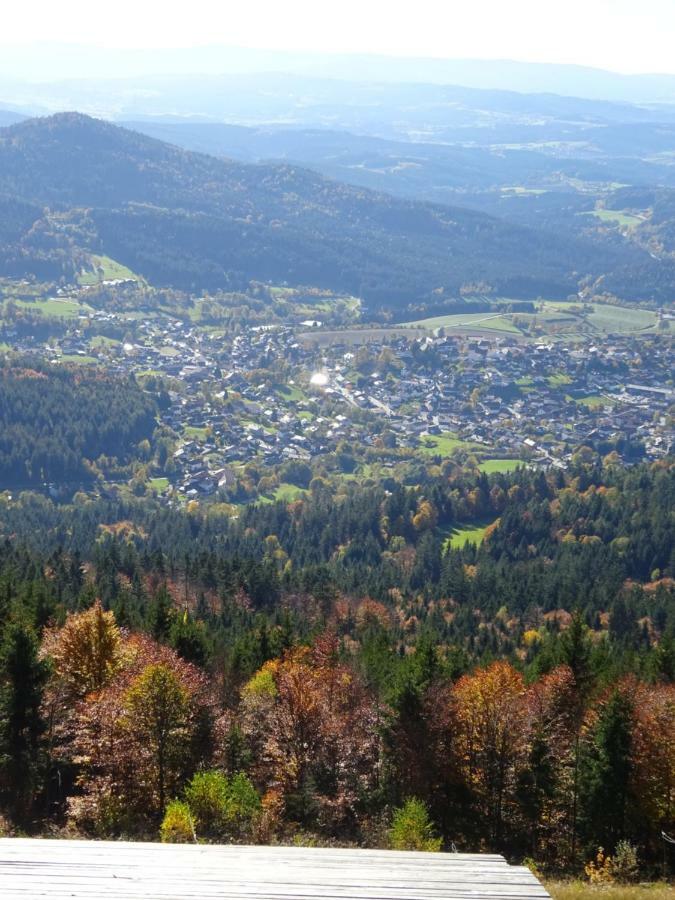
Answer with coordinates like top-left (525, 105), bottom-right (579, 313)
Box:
top-left (3, 45), bottom-right (675, 102)
top-left (0, 113), bottom-right (671, 307)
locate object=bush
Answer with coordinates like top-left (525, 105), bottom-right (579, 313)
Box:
top-left (585, 842), bottom-right (639, 885)
top-left (160, 800), bottom-right (195, 843)
top-left (184, 771), bottom-right (229, 836)
top-left (612, 841), bottom-right (639, 883)
top-left (585, 847), bottom-right (615, 884)
top-left (389, 798), bottom-right (441, 852)
top-left (225, 773), bottom-right (262, 837)
top-left (184, 770), bottom-right (261, 840)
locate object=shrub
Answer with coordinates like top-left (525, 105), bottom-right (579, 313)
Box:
top-left (184, 771), bottom-right (229, 836)
top-left (389, 798), bottom-right (441, 852)
top-left (160, 800), bottom-right (195, 843)
top-left (183, 770), bottom-right (261, 840)
top-left (585, 842), bottom-right (639, 884)
top-left (612, 841), bottom-right (639, 883)
top-left (225, 773), bottom-right (262, 838)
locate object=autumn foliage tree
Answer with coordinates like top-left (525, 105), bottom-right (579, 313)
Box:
top-left (41, 606), bottom-right (215, 833)
top-left (241, 633), bottom-right (381, 834)
top-left (451, 661), bottom-right (527, 846)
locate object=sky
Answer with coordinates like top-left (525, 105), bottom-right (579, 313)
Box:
top-left (1, 0), bottom-right (674, 75)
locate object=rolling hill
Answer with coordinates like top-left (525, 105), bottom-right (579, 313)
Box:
top-left (0, 113), bottom-right (672, 308)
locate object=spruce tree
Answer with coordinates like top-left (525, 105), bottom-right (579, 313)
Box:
top-left (0, 619), bottom-right (49, 824)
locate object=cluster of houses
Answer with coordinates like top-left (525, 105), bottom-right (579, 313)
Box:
top-left (1, 300), bottom-right (672, 500)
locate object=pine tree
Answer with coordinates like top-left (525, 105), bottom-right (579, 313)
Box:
top-left (580, 689), bottom-right (634, 852)
top-left (0, 619), bottom-right (49, 824)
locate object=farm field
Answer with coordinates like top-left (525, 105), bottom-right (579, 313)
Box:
top-left (583, 208), bottom-right (645, 227)
top-left (403, 311), bottom-right (520, 333)
top-left (56, 354), bottom-right (97, 364)
top-left (540, 301), bottom-right (663, 335)
top-left (3, 297), bottom-right (93, 318)
top-left (299, 327), bottom-right (427, 346)
top-left (586, 304), bottom-right (659, 333)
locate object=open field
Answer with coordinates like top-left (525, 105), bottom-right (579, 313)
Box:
top-left (148, 477), bottom-right (169, 494)
top-left (403, 312), bottom-right (520, 333)
top-left (299, 327), bottom-right (427, 346)
top-left (90, 335), bottom-right (121, 348)
top-left (583, 208), bottom-right (645, 227)
top-left (501, 186), bottom-right (548, 195)
top-left (258, 482), bottom-right (309, 504)
top-left (548, 373), bottom-right (573, 388)
top-left (479, 458), bottom-right (525, 473)
top-left (575, 394), bottom-right (608, 409)
top-left (546, 882), bottom-right (675, 900)
top-left (57, 354), bottom-right (97, 364)
top-left (78, 254), bottom-right (138, 285)
top-left (276, 383), bottom-right (308, 403)
top-left (586, 304), bottom-right (659, 333)
top-left (274, 483), bottom-right (308, 502)
top-left (540, 301), bottom-right (663, 335)
top-left (4, 297), bottom-right (93, 318)
top-left (418, 432), bottom-right (479, 456)
top-left (443, 519), bottom-right (494, 549)
top-left (183, 426), bottom-right (209, 441)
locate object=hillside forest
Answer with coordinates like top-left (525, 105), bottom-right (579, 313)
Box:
top-left (0, 458), bottom-right (672, 878)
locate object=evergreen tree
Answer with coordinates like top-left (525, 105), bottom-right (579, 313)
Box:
top-left (580, 690), bottom-right (634, 852)
top-left (0, 619), bottom-right (49, 824)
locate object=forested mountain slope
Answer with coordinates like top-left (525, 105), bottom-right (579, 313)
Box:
top-left (0, 113), bottom-right (672, 306)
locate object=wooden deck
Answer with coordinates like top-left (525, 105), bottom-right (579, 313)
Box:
top-left (0, 839), bottom-right (551, 900)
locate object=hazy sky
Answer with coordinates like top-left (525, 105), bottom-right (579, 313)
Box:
top-left (3, 0), bottom-right (675, 74)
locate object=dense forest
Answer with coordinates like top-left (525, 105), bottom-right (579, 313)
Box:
top-left (0, 459), bottom-right (672, 875)
top-left (2, 114), bottom-right (675, 307)
top-left (0, 360), bottom-right (159, 486)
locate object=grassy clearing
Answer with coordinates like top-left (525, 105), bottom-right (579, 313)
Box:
top-left (276, 383), bottom-right (307, 403)
top-left (478, 458), bottom-right (524, 474)
top-left (403, 312), bottom-right (519, 333)
top-left (90, 335), bottom-right (121, 348)
top-left (546, 882), bottom-right (675, 900)
top-left (274, 483), bottom-right (309, 502)
top-left (443, 520), bottom-right (494, 550)
top-left (5, 297), bottom-right (92, 318)
top-left (586, 304), bottom-right (656, 333)
top-left (78, 254), bottom-right (138, 285)
top-left (548, 373), bottom-right (573, 388)
top-left (576, 395), bottom-right (608, 409)
top-left (57, 354), bottom-right (98, 365)
top-left (534, 301), bottom-right (659, 336)
top-left (183, 426), bottom-right (209, 441)
top-left (300, 327), bottom-right (427, 347)
top-left (148, 477), bottom-right (169, 493)
top-left (418, 432), bottom-right (476, 456)
top-left (258, 483), bottom-right (309, 503)
top-left (501, 186), bottom-right (548, 195)
top-left (584, 208), bottom-right (644, 227)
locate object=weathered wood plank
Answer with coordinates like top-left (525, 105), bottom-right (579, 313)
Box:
top-left (0, 839), bottom-right (550, 900)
